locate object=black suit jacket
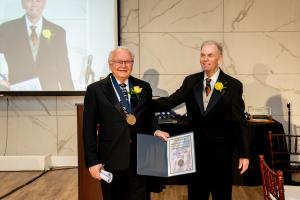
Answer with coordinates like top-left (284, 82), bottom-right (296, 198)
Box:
top-left (83, 74), bottom-right (158, 171)
top-left (154, 70), bottom-right (250, 160)
top-left (0, 16), bottom-right (74, 90)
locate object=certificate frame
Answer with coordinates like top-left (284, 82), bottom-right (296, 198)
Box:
top-left (167, 132), bottom-right (196, 176)
top-left (137, 132), bottom-right (196, 177)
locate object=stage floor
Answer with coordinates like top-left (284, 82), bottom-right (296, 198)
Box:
top-left (0, 168), bottom-right (264, 200)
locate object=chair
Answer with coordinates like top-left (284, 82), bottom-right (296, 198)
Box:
top-left (268, 131), bottom-right (300, 184)
top-left (259, 155), bottom-right (285, 200)
top-left (259, 155), bottom-right (300, 200)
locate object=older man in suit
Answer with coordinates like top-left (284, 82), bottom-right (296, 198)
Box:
top-left (83, 46), bottom-right (168, 200)
top-left (154, 40), bottom-right (250, 200)
top-left (0, 0), bottom-right (74, 91)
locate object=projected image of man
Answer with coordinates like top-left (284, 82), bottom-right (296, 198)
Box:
top-left (0, 0), bottom-right (74, 91)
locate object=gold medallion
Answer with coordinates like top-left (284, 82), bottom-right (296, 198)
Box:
top-left (126, 114), bottom-right (136, 125)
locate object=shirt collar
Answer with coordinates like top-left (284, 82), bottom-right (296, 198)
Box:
top-left (203, 68), bottom-right (220, 88)
top-left (115, 78), bottom-right (129, 87)
top-left (25, 15), bottom-right (43, 36)
top-left (204, 68), bottom-right (220, 82)
top-left (110, 75), bottom-right (130, 91)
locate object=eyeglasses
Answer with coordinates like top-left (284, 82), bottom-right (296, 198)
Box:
top-left (111, 60), bottom-right (134, 65)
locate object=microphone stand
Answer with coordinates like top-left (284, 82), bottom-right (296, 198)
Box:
top-left (287, 103), bottom-right (291, 152)
top-left (287, 103), bottom-right (291, 135)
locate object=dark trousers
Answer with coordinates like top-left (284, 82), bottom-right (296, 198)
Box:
top-left (100, 143), bottom-right (147, 200)
top-left (188, 148), bottom-right (233, 200)
top-left (188, 171), bottom-right (232, 200)
top-left (101, 166), bottom-right (147, 200)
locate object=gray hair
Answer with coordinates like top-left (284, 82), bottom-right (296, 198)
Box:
top-left (200, 40), bottom-right (223, 55)
top-left (108, 46), bottom-right (135, 62)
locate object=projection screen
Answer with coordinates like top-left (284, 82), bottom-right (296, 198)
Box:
top-left (0, 0), bottom-right (119, 95)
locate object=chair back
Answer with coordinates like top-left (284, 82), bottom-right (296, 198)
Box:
top-left (259, 155), bottom-right (285, 200)
top-left (268, 131), bottom-right (300, 184)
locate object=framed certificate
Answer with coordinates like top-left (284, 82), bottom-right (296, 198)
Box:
top-left (167, 132), bottom-right (196, 176)
top-left (137, 132), bottom-right (196, 177)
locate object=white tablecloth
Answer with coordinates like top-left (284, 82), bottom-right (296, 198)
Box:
top-left (284, 185), bottom-right (300, 200)
top-left (269, 185), bottom-right (300, 200)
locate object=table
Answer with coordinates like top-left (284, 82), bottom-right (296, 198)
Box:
top-left (237, 119), bottom-right (284, 185)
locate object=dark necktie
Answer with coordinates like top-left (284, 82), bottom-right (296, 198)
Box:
top-left (205, 78), bottom-right (211, 96)
top-left (30, 25), bottom-right (38, 45)
top-left (119, 83), bottom-right (129, 102)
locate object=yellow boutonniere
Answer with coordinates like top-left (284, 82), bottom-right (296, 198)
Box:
top-left (42, 29), bottom-right (52, 39)
top-left (130, 86), bottom-right (143, 97)
top-left (214, 81), bottom-right (227, 94)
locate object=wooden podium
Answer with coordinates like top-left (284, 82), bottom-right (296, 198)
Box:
top-left (76, 104), bottom-right (103, 200)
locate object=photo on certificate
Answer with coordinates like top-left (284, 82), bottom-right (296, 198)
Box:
top-left (137, 132), bottom-right (196, 177)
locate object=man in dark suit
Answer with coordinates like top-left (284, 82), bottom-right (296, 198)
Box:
top-left (83, 46), bottom-right (168, 200)
top-left (153, 40), bottom-right (250, 200)
top-left (0, 0), bottom-right (74, 91)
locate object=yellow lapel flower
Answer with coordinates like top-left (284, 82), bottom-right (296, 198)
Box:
top-left (130, 86), bottom-right (143, 98)
top-left (42, 29), bottom-right (52, 39)
top-left (214, 81), bottom-right (227, 94)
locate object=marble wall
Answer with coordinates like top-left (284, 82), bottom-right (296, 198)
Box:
top-left (0, 96), bottom-right (83, 158)
top-left (0, 0), bottom-right (299, 166)
top-left (121, 0), bottom-right (300, 131)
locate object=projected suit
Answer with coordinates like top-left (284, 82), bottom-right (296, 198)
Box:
top-left (0, 16), bottom-right (74, 91)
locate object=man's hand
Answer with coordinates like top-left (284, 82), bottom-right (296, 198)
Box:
top-left (88, 163), bottom-right (103, 180)
top-left (154, 130), bottom-right (170, 141)
top-left (238, 158), bottom-right (249, 174)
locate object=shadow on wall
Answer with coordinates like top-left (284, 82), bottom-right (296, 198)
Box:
top-left (142, 68), bottom-right (169, 97)
top-left (250, 63), bottom-right (290, 132)
top-left (266, 96), bottom-right (299, 141)
top-left (253, 63), bottom-right (295, 135)
top-left (252, 63), bottom-right (278, 92)
top-left (142, 68), bottom-right (187, 114)
top-left (266, 95), bottom-right (288, 133)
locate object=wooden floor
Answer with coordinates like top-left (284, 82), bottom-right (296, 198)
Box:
top-left (0, 168), bottom-right (264, 200)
